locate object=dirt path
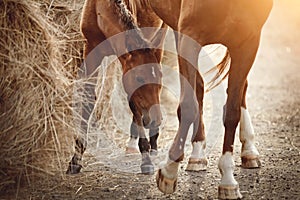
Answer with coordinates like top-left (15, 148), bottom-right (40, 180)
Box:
top-left (2, 1), bottom-right (300, 199)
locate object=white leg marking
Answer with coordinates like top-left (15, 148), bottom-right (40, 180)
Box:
top-left (218, 152), bottom-right (242, 199)
top-left (218, 152), bottom-right (238, 186)
top-left (127, 137), bottom-right (138, 149)
top-left (126, 137), bottom-right (139, 154)
top-left (186, 141), bottom-right (208, 171)
top-left (190, 141), bottom-right (206, 159)
top-left (240, 108), bottom-right (259, 157)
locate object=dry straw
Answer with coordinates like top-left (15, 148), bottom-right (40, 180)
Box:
top-left (0, 0), bottom-right (85, 190)
top-left (0, 0), bottom-right (134, 195)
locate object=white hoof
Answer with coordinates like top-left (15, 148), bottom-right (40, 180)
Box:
top-left (218, 184), bottom-right (242, 199)
top-left (186, 158), bottom-right (208, 171)
top-left (218, 152), bottom-right (241, 199)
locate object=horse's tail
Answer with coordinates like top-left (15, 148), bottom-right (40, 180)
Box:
top-left (205, 49), bottom-right (231, 92)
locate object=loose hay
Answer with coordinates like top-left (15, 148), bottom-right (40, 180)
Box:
top-left (38, 0), bottom-right (84, 74)
top-left (0, 0), bottom-right (83, 190)
top-left (0, 0), bottom-right (163, 195)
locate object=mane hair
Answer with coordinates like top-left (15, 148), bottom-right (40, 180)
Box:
top-left (111, 0), bottom-right (137, 30)
top-left (111, 0), bottom-right (148, 49)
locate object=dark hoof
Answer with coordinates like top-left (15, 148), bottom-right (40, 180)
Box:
top-left (66, 163), bottom-right (82, 174)
top-left (150, 149), bottom-right (158, 156)
top-left (141, 163), bottom-right (154, 175)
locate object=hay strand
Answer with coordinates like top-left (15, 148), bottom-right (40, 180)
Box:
top-left (0, 0), bottom-right (84, 190)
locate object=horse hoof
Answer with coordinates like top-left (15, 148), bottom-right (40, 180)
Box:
top-left (241, 156), bottom-right (261, 169)
top-left (218, 184), bottom-right (242, 199)
top-left (150, 149), bottom-right (158, 156)
top-left (141, 163), bottom-right (154, 175)
top-left (125, 147), bottom-right (139, 154)
top-left (156, 169), bottom-right (177, 194)
top-left (141, 165), bottom-right (154, 175)
top-left (66, 163), bottom-right (82, 174)
top-left (186, 158), bottom-right (208, 171)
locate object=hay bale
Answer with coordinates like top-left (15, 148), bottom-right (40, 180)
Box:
top-left (38, 0), bottom-right (84, 74)
top-left (0, 0), bottom-right (77, 189)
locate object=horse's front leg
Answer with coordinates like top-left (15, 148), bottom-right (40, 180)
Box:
top-left (149, 127), bottom-right (159, 156)
top-left (218, 35), bottom-right (260, 199)
top-left (126, 122), bottom-right (160, 157)
top-left (126, 116), bottom-right (139, 154)
top-left (156, 33), bottom-right (201, 194)
top-left (130, 113), bottom-right (154, 174)
top-left (147, 24), bottom-right (166, 157)
top-left (67, 0), bottom-right (112, 174)
top-left (66, 82), bottom-right (94, 174)
top-left (186, 70), bottom-right (208, 171)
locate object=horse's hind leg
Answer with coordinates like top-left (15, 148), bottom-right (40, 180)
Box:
top-left (218, 35), bottom-right (260, 199)
top-left (186, 70), bottom-right (208, 171)
top-left (239, 80), bottom-right (261, 168)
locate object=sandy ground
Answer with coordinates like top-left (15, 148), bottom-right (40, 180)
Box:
top-left (1, 0), bottom-right (300, 199)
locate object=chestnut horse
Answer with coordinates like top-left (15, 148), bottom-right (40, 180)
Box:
top-left (146, 0), bottom-right (273, 199)
top-left (91, 0), bottom-right (271, 199)
top-left (67, 0), bottom-right (167, 175)
top-left (68, 0), bottom-right (273, 199)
